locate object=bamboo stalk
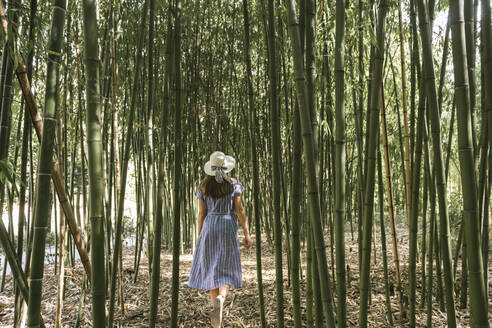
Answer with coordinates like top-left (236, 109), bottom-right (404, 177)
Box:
top-left (416, 0), bottom-right (457, 325)
top-left (397, 0), bottom-right (412, 232)
top-left (379, 86), bottom-right (404, 318)
top-left (449, 0), bottom-right (488, 325)
top-left (284, 0), bottom-right (337, 325)
top-left (242, 0), bottom-right (267, 325)
top-left (27, 1), bottom-right (67, 326)
top-left (334, 0), bottom-right (347, 324)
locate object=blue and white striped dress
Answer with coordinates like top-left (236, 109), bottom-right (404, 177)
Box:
top-left (187, 178), bottom-right (245, 290)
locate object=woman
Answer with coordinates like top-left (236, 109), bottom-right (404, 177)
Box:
top-left (187, 151), bottom-right (252, 328)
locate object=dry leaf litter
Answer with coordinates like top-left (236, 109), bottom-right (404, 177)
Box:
top-left (0, 228), bottom-right (490, 327)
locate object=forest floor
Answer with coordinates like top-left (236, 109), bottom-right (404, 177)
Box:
top-left (0, 228), bottom-right (490, 327)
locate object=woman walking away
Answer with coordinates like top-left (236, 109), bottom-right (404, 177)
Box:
top-left (187, 151), bottom-right (252, 327)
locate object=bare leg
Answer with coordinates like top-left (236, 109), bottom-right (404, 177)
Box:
top-left (210, 285), bottom-right (230, 327)
top-left (209, 288), bottom-right (219, 306)
top-left (218, 285), bottom-right (230, 302)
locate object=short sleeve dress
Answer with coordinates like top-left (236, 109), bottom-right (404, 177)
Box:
top-left (187, 178), bottom-right (245, 290)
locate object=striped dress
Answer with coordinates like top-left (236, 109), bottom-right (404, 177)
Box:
top-left (187, 178), bottom-right (245, 290)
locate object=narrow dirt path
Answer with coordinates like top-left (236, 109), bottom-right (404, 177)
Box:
top-left (0, 230), bottom-right (479, 327)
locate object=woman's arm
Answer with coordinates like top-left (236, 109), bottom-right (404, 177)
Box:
top-left (234, 195), bottom-right (252, 248)
top-left (197, 199), bottom-right (207, 236)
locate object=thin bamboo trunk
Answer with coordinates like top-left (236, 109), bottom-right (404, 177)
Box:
top-left (242, 0), bottom-right (267, 325)
top-left (0, 4), bottom-right (16, 295)
top-left (397, 0), bottom-right (411, 231)
top-left (425, 149), bottom-right (436, 327)
top-left (449, 0), bottom-right (489, 325)
top-left (408, 80), bottom-right (426, 327)
top-left (81, 0), bottom-right (106, 325)
top-left (170, 0), bottom-right (183, 325)
top-left (416, 1), bottom-right (457, 325)
top-left (380, 86), bottom-right (404, 317)
top-left (356, 0), bottom-right (364, 271)
top-left (108, 1), bottom-right (148, 325)
top-left (5, 28), bottom-right (93, 283)
top-left (265, 0), bottom-right (284, 325)
top-left (358, 1), bottom-right (389, 326)
top-left (377, 142), bottom-right (393, 326)
top-left (334, 0), bottom-right (346, 324)
top-left (284, 0), bottom-right (336, 325)
top-left (55, 89), bottom-right (67, 328)
top-left (464, 0), bottom-right (478, 157)
top-left (109, 0), bottom-right (120, 289)
top-left (306, 198), bottom-right (314, 327)
top-left (149, 1), bottom-right (169, 325)
top-left (481, 0), bottom-right (492, 306)
top-left (27, 1), bottom-right (66, 327)
top-left (15, 1), bottom-right (37, 323)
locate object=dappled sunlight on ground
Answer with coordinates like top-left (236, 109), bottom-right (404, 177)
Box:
top-left (0, 228), bottom-right (486, 327)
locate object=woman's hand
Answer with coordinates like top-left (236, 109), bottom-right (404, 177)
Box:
top-left (234, 196), bottom-right (251, 249)
top-left (244, 234), bottom-right (252, 249)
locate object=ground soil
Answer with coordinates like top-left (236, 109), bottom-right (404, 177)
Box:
top-left (0, 229), bottom-right (490, 327)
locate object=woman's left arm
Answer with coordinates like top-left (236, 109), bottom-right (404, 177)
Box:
top-left (234, 195), bottom-right (252, 248)
top-left (197, 199), bottom-right (207, 236)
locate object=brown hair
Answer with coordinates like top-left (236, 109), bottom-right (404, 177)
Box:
top-left (199, 175), bottom-right (234, 199)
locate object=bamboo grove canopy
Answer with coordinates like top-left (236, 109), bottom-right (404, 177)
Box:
top-left (0, 0), bottom-right (490, 327)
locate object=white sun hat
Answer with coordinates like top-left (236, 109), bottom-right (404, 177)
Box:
top-left (204, 151), bottom-right (236, 176)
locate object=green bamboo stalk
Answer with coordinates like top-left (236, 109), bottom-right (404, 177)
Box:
top-left (381, 66), bottom-right (405, 317)
top-left (0, 45), bottom-right (10, 297)
top-left (170, 0), bottom-right (183, 325)
top-left (149, 2), bottom-right (170, 325)
top-left (289, 99), bottom-right (302, 328)
top-left (334, 0), bottom-right (346, 325)
top-left (284, 0), bottom-right (336, 325)
top-left (106, 1), bottom-right (118, 291)
top-left (265, 0), bottom-right (284, 325)
top-left (0, 3), bottom-right (16, 291)
top-left (445, 101), bottom-right (456, 181)
top-left (0, 216), bottom-right (29, 306)
top-left (377, 142), bottom-right (393, 326)
top-left (81, 0), bottom-right (106, 326)
top-left (306, 203), bottom-right (314, 327)
top-left (416, 1), bottom-right (457, 325)
top-left (481, 0), bottom-right (492, 305)
top-left (358, 1), bottom-right (389, 326)
top-left (0, 1), bottom-right (17, 168)
top-left (449, 0), bottom-right (488, 325)
top-left (27, 1), bottom-right (66, 327)
top-left (312, 247), bottom-right (323, 328)
top-left (397, 0), bottom-right (412, 233)
top-left (464, 0), bottom-right (477, 156)
top-left (408, 77), bottom-right (426, 327)
top-left (421, 137), bottom-right (428, 310)
top-left (74, 276), bottom-right (87, 328)
top-left (460, 239), bottom-right (468, 308)
top-left (356, 0), bottom-right (364, 271)
top-left (437, 14), bottom-right (451, 115)
top-left (242, 0), bottom-right (267, 325)
top-left (16, 0), bottom-right (37, 299)
top-left (108, 1), bottom-right (149, 325)
top-left (305, 0), bottom-right (317, 156)
top-left (424, 143), bottom-right (435, 328)
top-left (11, 26), bottom-right (93, 283)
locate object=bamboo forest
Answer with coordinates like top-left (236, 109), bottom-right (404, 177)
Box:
top-left (0, 0), bottom-right (491, 326)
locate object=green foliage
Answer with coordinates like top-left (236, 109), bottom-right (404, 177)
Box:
top-left (447, 189), bottom-right (463, 226)
top-left (122, 215), bottom-right (135, 239)
top-left (0, 159), bottom-right (15, 187)
top-left (0, 159), bottom-right (25, 194)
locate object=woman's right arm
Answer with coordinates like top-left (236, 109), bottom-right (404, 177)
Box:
top-left (197, 199), bottom-right (207, 236)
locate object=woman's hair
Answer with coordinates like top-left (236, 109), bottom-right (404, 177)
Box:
top-left (199, 175), bottom-right (234, 199)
